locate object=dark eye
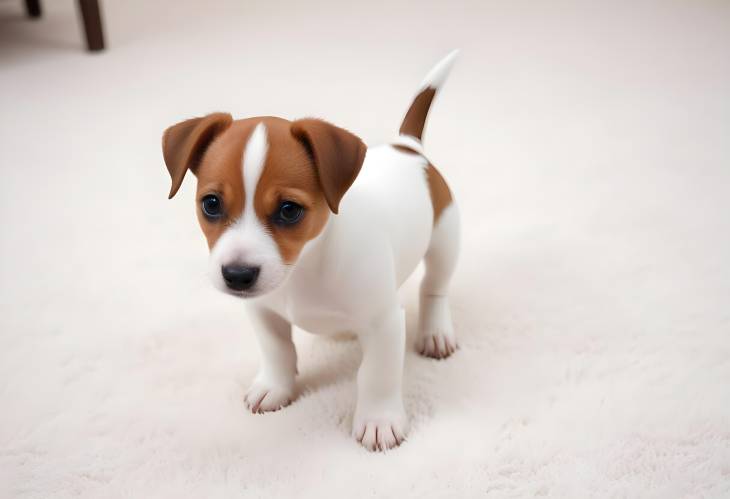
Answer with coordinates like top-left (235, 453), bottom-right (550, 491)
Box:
top-left (274, 201), bottom-right (304, 225)
top-left (201, 194), bottom-right (223, 220)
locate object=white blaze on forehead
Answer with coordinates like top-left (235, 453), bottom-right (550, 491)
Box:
top-left (242, 122), bottom-right (269, 212)
top-left (207, 120), bottom-right (286, 295)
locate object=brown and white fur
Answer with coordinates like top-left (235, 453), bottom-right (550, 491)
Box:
top-left (161, 51), bottom-right (460, 451)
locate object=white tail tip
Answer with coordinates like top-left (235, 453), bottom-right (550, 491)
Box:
top-left (418, 49), bottom-right (460, 91)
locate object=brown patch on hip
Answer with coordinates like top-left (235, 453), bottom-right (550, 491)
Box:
top-left (392, 143), bottom-right (453, 225)
top-left (425, 163), bottom-right (452, 225)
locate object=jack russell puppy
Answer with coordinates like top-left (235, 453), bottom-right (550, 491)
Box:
top-left (162, 51), bottom-right (460, 451)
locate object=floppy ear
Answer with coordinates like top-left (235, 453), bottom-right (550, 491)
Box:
top-left (162, 112), bottom-right (233, 199)
top-left (290, 118), bottom-right (367, 214)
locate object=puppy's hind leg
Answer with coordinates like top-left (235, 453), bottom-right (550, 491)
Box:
top-left (417, 203), bottom-right (460, 359)
top-left (353, 305), bottom-right (408, 451)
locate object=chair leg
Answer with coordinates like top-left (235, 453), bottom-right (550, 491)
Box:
top-left (78, 0), bottom-right (105, 51)
top-left (25, 0), bottom-right (42, 18)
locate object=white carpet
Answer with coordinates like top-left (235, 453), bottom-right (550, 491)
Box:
top-left (1, 0), bottom-right (729, 497)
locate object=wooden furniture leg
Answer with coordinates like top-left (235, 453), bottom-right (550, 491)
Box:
top-left (25, 0), bottom-right (42, 18)
top-left (78, 0), bottom-right (105, 51)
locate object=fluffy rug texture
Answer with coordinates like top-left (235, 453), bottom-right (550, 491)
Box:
top-left (1, 0), bottom-right (729, 497)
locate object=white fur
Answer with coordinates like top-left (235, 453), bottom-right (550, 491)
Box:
top-left (417, 203), bottom-right (460, 357)
top-left (231, 55), bottom-right (463, 450)
top-left (392, 134), bottom-right (425, 152)
top-left (247, 142), bottom-right (458, 450)
top-left (242, 122), bottom-right (268, 205)
top-left (208, 123), bottom-right (290, 298)
top-left (6, 0), bottom-right (730, 492)
top-left (418, 49), bottom-right (459, 91)
top-left (202, 55), bottom-right (462, 449)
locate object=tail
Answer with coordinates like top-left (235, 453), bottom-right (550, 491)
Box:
top-left (398, 49), bottom-right (459, 144)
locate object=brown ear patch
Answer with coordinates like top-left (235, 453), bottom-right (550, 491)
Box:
top-left (291, 118), bottom-right (367, 214)
top-left (162, 112), bottom-right (233, 199)
top-left (425, 163), bottom-right (452, 225)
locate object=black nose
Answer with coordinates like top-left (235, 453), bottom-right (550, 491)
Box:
top-left (221, 265), bottom-right (260, 291)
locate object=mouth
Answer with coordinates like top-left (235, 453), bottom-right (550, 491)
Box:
top-left (222, 287), bottom-right (258, 299)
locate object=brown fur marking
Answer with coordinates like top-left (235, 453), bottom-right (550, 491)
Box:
top-left (392, 144), bottom-right (420, 155)
top-left (254, 118), bottom-right (331, 264)
top-left (162, 112), bottom-right (233, 199)
top-left (164, 114), bottom-right (366, 263)
top-left (291, 119), bottom-right (367, 214)
top-left (190, 117), bottom-right (335, 262)
top-left (194, 119), bottom-right (258, 249)
top-left (391, 143), bottom-right (452, 225)
top-left (425, 163), bottom-right (452, 225)
top-left (399, 87), bottom-right (436, 140)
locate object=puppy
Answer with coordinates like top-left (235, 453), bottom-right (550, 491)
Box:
top-left (162, 51), bottom-right (460, 451)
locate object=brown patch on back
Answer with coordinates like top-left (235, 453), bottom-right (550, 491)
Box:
top-left (425, 163), bottom-right (452, 225)
top-left (392, 144), bottom-right (420, 155)
top-left (399, 87), bottom-right (436, 140)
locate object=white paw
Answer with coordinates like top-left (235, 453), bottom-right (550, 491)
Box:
top-left (416, 330), bottom-right (457, 359)
top-left (352, 410), bottom-right (409, 451)
top-left (418, 295), bottom-right (457, 359)
top-left (244, 378), bottom-right (294, 414)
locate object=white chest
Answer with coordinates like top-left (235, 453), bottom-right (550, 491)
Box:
top-left (253, 145), bottom-right (435, 335)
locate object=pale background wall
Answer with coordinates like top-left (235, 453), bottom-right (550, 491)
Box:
top-left (1, 1), bottom-right (729, 497)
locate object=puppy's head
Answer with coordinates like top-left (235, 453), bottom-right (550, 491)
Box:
top-left (162, 114), bottom-right (366, 298)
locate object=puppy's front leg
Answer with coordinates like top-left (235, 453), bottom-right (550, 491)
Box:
top-left (353, 306), bottom-right (408, 451)
top-left (244, 305), bottom-right (297, 413)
